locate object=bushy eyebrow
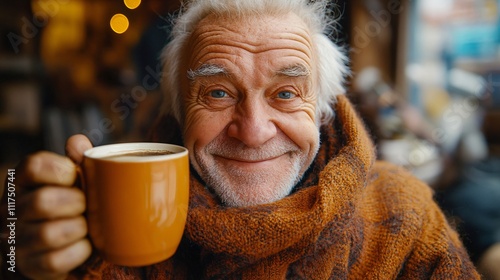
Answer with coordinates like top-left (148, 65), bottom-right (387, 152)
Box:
top-left (275, 64), bottom-right (311, 77)
top-left (187, 63), bottom-right (310, 81)
top-left (187, 64), bottom-right (229, 80)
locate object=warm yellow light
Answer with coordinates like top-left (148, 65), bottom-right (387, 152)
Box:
top-left (124, 0), bottom-right (141, 9)
top-left (110, 14), bottom-right (129, 34)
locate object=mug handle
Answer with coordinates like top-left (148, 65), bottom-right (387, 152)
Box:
top-left (74, 165), bottom-right (90, 223)
top-left (75, 165), bottom-right (86, 192)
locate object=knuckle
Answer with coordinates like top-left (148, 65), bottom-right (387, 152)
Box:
top-left (42, 252), bottom-right (63, 274)
top-left (22, 152), bottom-right (45, 182)
top-left (37, 222), bottom-right (56, 246)
top-left (31, 188), bottom-right (56, 216)
top-left (38, 217), bottom-right (88, 248)
top-left (23, 187), bottom-right (86, 220)
top-left (42, 240), bottom-right (91, 275)
top-left (20, 151), bottom-right (76, 187)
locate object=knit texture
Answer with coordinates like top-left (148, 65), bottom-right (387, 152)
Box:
top-left (64, 95), bottom-right (479, 279)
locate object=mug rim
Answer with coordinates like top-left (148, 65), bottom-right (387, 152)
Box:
top-left (84, 142), bottom-right (188, 162)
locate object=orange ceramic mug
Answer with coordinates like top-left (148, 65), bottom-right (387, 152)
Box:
top-left (81, 142), bottom-right (189, 266)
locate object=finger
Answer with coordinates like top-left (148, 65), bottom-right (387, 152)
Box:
top-left (18, 239), bottom-right (92, 280)
top-left (65, 134), bottom-right (93, 164)
top-left (18, 216), bottom-right (87, 253)
top-left (17, 152), bottom-right (77, 189)
top-left (18, 187), bottom-right (85, 221)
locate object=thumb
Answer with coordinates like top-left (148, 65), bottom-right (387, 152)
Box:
top-left (65, 134), bottom-right (93, 164)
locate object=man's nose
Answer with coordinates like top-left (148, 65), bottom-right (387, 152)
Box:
top-left (227, 98), bottom-right (277, 147)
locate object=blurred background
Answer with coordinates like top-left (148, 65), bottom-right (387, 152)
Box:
top-left (0, 0), bottom-right (499, 276)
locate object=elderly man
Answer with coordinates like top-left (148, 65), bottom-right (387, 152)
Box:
top-left (3, 0), bottom-right (479, 279)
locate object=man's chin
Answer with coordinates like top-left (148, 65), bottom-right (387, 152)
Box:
top-left (195, 151), bottom-right (309, 207)
top-left (218, 188), bottom-right (289, 208)
top-left (205, 170), bottom-right (300, 208)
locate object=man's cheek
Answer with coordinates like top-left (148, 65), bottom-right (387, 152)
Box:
top-left (183, 111), bottom-right (223, 159)
top-left (183, 107), bottom-right (207, 137)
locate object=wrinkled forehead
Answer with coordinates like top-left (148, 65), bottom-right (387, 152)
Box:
top-left (185, 11), bottom-right (316, 71)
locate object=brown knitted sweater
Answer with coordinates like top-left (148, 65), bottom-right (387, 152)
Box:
top-left (63, 95), bottom-right (479, 279)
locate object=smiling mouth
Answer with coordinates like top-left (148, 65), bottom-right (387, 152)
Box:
top-left (215, 155), bottom-right (282, 163)
top-left (213, 153), bottom-right (290, 165)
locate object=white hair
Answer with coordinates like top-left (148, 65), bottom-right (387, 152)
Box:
top-left (160, 0), bottom-right (349, 126)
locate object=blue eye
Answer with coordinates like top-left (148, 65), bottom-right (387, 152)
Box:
top-left (277, 91), bottom-right (295, 99)
top-left (210, 90), bottom-right (227, 98)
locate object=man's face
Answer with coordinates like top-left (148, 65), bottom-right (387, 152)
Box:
top-left (181, 12), bottom-right (320, 207)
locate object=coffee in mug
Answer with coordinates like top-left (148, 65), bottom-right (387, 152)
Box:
top-left (100, 150), bottom-right (175, 160)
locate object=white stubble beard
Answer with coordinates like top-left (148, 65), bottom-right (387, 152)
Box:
top-left (194, 132), bottom-right (319, 207)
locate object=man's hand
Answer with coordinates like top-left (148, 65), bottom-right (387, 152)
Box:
top-left (11, 135), bottom-right (93, 279)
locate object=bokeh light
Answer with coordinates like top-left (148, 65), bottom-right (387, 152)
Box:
top-left (110, 14), bottom-right (129, 34)
top-left (124, 0), bottom-right (141, 10)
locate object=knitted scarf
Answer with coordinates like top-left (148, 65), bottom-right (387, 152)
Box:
top-left (65, 95), bottom-right (478, 279)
